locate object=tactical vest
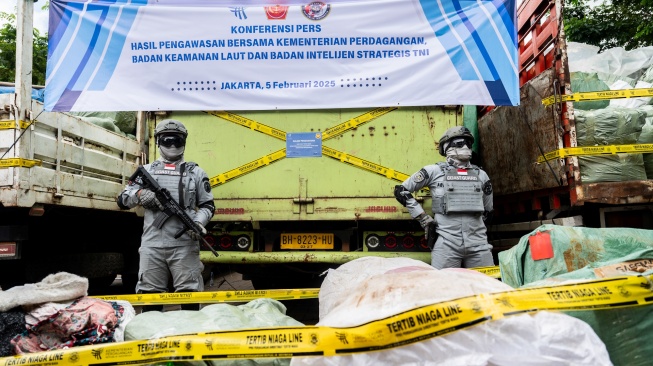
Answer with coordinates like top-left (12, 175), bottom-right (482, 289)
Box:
top-left (432, 165), bottom-right (484, 214)
top-left (149, 161), bottom-right (196, 209)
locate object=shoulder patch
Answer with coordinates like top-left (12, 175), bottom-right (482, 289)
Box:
top-left (483, 180), bottom-right (493, 195)
top-left (203, 178), bottom-right (212, 193)
top-left (413, 168), bottom-right (429, 183)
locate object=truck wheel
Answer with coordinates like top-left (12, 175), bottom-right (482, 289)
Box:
top-left (25, 252), bottom-right (124, 293)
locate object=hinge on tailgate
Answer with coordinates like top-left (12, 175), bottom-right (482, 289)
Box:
top-left (293, 177), bottom-right (314, 214)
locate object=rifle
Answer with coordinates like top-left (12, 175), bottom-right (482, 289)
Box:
top-left (129, 166), bottom-right (219, 257)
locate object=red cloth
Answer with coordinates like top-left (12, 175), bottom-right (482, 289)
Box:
top-left (12, 297), bottom-right (121, 354)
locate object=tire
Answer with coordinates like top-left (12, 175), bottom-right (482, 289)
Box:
top-left (25, 252), bottom-right (124, 293)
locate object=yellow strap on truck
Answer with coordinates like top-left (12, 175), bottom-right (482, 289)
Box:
top-left (206, 111), bottom-right (287, 141)
top-left (209, 148), bottom-right (287, 186)
top-left (0, 120), bottom-right (31, 130)
top-left (537, 143), bottom-right (653, 163)
top-left (322, 146), bottom-right (410, 182)
top-left (206, 108), bottom-right (413, 187)
top-left (0, 158), bottom-right (41, 168)
top-left (5, 275), bottom-right (651, 366)
top-left (322, 107), bottom-right (398, 141)
top-left (542, 87), bottom-right (653, 106)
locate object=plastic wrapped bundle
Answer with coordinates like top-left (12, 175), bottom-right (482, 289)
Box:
top-left (574, 107), bottom-right (646, 146)
top-left (290, 257), bottom-right (613, 366)
top-left (571, 72), bottom-right (611, 110)
top-left (636, 105), bottom-right (653, 178)
top-left (579, 154), bottom-right (647, 183)
top-left (499, 225), bottom-right (653, 366)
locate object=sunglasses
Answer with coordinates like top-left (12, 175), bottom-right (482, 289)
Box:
top-left (159, 135), bottom-right (186, 148)
top-left (449, 139), bottom-right (472, 149)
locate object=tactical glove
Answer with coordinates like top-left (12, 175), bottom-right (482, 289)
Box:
top-left (188, 222), bottom-right (207, 241)
top-left (138, 189), bottom-right (164, 210)
top-left (416, 213), bottom-right (435, 229)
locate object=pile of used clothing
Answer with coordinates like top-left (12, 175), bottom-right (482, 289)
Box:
top-left (0, 272), bottom-right (135, 356)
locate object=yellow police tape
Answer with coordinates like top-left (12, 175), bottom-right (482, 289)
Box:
top-left (471, 265), bottom-right (501, 279)
top-left (0, 120), bottom-right (31, 130)
top-left (321, 107), bottom-right (398, 141)
top-left (93, 288), bottom-right (321, 305)
top-left (537, 143), bottom-right (653, 163)
top-left (206, 108), bottom-right (411, 187)
top-left (542, 87), bottom-right (653, 106)
top-left (209, 148), bottom-right (286, 186)
top-left (206, 111), bottom-right (287, 141)
top-left (322, 145), bottom-right (411, 182)
top-left (4, 275), bottom-right (651, 365)
top-left (91, 266), bottom-right (501, 305)
top-left (0, 158), bottom-right (41, 169)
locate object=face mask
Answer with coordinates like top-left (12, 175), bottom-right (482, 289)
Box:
top-left (159, 145), bottom-right (185, 162)
top-left (446, 146), bottom-right (472, 167)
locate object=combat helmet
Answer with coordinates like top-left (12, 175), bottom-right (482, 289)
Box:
top-left (154, 119), bottom-right (188, 140)
top-left (438, 126), bottom-right (474, 156)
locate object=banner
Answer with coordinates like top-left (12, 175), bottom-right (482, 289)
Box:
top-left (45, 0), bottom-right (518, 112)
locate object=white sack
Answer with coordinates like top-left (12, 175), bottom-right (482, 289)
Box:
top-left (610, 80), bottom-right (653, 108)
top-left (292, 257), bottom-right (612, 366)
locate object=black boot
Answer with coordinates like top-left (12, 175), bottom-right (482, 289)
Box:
top-left (142, 304), bottom-right (164, 312)
top-left (180, 303), bottom-right (200, 311)
top-left (139, 292), bottom-right (164, 312)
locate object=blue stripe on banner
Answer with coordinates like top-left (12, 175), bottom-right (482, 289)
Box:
top-left (48, 1), bottom-right (86, 56)
top-left (45, 3), bottom-right (88, 110)
top-left (419, 0), bottom-right (517, 105)
top-left (485, 80), bottom-right (511, 105)
top-left (47, 0), bottom-right (145, 110)
top-left (53, 6), bottom-right (110, 110)
top-left (446, 0), bottom-right (496, 80)
top-left (419, 0), bottom-right (480, 81)
top-left (492, 0), bottom-right (516, 43)
top-left (88, 6), bottom-right (140, 90)
top-left (71, 6), bottom-right (117, 91)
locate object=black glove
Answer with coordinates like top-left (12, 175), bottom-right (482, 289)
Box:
top-left (138, 189), bottom-right (164, 210)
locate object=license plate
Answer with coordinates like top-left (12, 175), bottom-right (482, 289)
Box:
top-left (280, 233), bottom-right (334, 249)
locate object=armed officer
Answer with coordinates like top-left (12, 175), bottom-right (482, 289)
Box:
top-left (394, 126), bottom-right (494, 269)
top-left (117, 119), bottom-right (215, 311)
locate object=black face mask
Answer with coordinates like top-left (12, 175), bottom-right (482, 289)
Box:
top-left (159, 135), bottom-right (186, 148)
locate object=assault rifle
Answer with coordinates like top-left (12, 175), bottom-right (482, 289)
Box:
top-left (129, 166), bottom-right (219, 257)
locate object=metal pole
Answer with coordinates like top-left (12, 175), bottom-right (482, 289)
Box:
top-left (15, 0), bottom-right (34, 123)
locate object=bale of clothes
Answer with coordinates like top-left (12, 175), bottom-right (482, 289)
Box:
top-left (0, 272), bottom-right (134, 356)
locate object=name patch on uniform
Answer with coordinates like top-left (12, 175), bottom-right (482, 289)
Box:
top-left (153, 170), bottom-right (187, 176)
top-left (446, 176), bottom-right (478, 181)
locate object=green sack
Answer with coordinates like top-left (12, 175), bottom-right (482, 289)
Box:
top-left (571, 72), bottom-right (610, 110)
top-left (500, 225), bottom-right (653, 366)
top-left (579, 154), bottom-right (647, 183)
top-left (575, 107), bottom-right (646, 146)
top-left (498, 224), bottom-right (653, 288)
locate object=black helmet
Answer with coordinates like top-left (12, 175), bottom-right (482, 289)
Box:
top-left (438, 126), bottom-right (474, 156)
top-left (154, 119), bottom-right (188, 139)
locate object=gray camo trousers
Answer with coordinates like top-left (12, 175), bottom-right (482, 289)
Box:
top-left (431, 236), bottom-right (494, 269)
top-left (136, 245), bottom-right (204, 293)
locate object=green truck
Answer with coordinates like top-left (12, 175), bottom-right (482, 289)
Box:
top-left (153, 107), bottom-right (463, 288)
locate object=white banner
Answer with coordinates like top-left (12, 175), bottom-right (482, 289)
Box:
top-left (45, 0), bottom-right (518, 111)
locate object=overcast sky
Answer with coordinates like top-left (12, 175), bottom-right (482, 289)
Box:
top-left (0, 0), bottom-right (49, 34)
